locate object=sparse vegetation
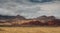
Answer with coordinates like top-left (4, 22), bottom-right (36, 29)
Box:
top-left (0, 28), bottom-right (5, 31)
top-left (0, 27), bottom-right (60, 33)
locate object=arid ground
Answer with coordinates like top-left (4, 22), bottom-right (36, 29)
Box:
top-left (0, 27), bottom-right (60, 33)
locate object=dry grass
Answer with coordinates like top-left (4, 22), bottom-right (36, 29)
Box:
top-left (0, 27), bottom-right (60, 33)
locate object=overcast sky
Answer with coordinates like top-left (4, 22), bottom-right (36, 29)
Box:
top-left (0, 0), bottom-right (60, 18)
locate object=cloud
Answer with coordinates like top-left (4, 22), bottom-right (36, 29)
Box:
top-left (0, 0), bottom-right (60, 18)
top-left (29, 0), bottom-right (52, 3)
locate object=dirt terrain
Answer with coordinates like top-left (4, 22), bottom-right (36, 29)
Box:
top-left (0, 27), bottom-right (60, 33)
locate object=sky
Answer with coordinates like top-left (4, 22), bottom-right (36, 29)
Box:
top-left (0, 0), bottom-right (60, 19)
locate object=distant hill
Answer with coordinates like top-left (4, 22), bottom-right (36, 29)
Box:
top-left (0, 15), bottom-right (26, 20)
top-left (36, 15), bottom-right (55, 20)
top-left (0, 15), bottom-right (60, 26)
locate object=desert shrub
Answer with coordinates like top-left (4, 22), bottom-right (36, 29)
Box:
top-left (0, 28), bottom-right (5, 31)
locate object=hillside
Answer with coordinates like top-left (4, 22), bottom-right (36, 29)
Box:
top-left (0, 15), bottom-right (60, 26)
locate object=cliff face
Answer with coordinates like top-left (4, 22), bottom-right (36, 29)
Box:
top-left (0, 15), bottom-right (60, 26)
top-left (0, 15), bottom-right (26, 26)
top-left (36, 16), bottom-right (55, 22)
